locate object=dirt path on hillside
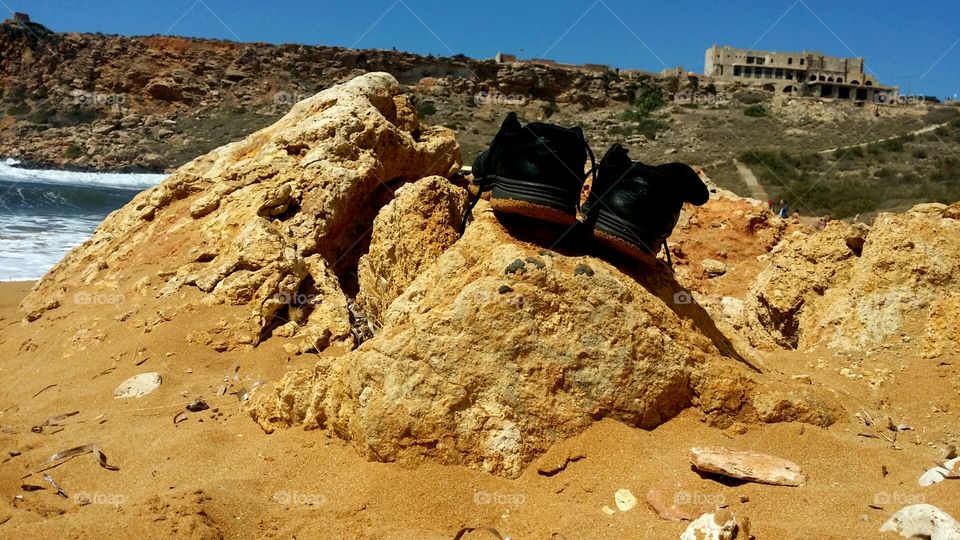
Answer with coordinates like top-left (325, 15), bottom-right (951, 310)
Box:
top-left (733, 160), bottom-right (770, 202)
top-left (819, 121), bottom-right (951, 155)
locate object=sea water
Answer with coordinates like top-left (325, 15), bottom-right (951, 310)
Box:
top-left (0, 159), bottom-right (166, 281)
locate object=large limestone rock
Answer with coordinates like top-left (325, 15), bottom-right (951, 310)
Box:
top-left (252, 190), bottom-right (831, 477)
top-left (746, 204), bottom-right (960, 353)
top-left (19, 72), bottom-right (460, 352)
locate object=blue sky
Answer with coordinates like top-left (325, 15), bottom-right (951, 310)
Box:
top-left (3, 0), bottom-right (958, 98)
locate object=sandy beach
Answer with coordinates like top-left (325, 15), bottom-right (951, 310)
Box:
top-left (1, 273), bottom-right (959, 539)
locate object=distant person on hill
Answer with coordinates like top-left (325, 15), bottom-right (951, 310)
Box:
top-left (767, 199), bottom-right (774, 211)
top-left (778, 199), bottom-right (789, 219)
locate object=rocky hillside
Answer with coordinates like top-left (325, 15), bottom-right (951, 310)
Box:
top-left (0, 18), bottom-right (652, 172)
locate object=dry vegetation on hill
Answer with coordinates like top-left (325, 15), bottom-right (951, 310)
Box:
top-left (2, 20), bottom-right (959, 218)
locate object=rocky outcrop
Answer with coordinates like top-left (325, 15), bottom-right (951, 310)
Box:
top-left (251, 186), bottom-right (835, 477)
top-left (19, 72), bottom-right (460, 353)
top-left (745, 221), bottom-right (869, 349)
top-left (746, 203), bottom-right (960, 353)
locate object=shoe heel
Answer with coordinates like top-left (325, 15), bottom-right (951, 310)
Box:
top-left (488, 175), bottom-right (579, 225)
top-left (593, 209), bottom-right (661, 263)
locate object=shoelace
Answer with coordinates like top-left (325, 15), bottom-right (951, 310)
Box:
top-left (459, 132), bottom-right (596, 234)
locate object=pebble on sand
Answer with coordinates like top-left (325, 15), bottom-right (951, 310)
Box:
top-left (614, 488), bottom-right (637, 512)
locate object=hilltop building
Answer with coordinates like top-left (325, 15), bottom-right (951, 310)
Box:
top-left (704, 45), bottom-right (898, 103)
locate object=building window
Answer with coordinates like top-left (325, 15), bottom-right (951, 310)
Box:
top-left (788, 57), bottom-right (793, 65)
top-left (775, 69), bottom-right (784, 79)
top-left (734, 66), bottom-right (742, 76)
top-left (786, 72), bottom-right (794, 80)
top-left (800, 58), bottom-right (805, 65)
top-left (757, 57), bottom-right (765, 65)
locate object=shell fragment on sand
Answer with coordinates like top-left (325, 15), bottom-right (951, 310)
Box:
top-left (690, 446), bottom-right (806, 486)
top-left (918, 457), bottom-right (960, 487)
top-left (38, 443), bottom-right (119, 472)
top-left (879, 504), bottom-right (960, 539)
top-left (113, 372), bottom-right (162, 398)
top-left (614, 488), bottom-right (637, 512)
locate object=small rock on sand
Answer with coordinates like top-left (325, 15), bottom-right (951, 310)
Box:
top-left (614, 488), bottom-right (636, 512)
top-left (113, 372), bottom-right (162, 398)
top-left (690, 446), bottom-right (806, 487)
top-left (879, 504), bottom-right (960, 539)
top-left (681, 509), bottom-right (750, 540)
top-left (645, 481), bottom-right (718, 522)
top-left (702, 259), bottom-right (728, 277)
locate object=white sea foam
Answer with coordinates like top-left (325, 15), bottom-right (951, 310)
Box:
top-left (0, 213), bottom-right (101, 281)
top-left (0, 164), bottom-right (167, 281)
top-left (0, 161), bottom-right (166, 190)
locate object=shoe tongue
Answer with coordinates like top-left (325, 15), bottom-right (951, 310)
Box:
top-left (604, 144), bottom-right (631, 169)
top-left (501, 112), bottom-right (522, 133)
top-left (656, 163), bottom-right (710, 206)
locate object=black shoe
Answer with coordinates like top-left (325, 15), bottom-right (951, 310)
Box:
top-left (583, 144), bottom-right (709, 262)
top-left (460, 112), bottom-right (595, 232)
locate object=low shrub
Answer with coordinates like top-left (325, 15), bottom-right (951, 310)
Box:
top-left (744, 104), bottom-right (767, 117)
top-left (64, 144), bottom-right (83, 159)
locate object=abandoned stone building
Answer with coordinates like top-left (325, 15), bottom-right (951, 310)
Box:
top-left (704, 45), bottom-right (898, 103)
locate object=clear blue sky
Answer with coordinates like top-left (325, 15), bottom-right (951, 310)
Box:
top-left (3, 0), bottom-right (958, 98)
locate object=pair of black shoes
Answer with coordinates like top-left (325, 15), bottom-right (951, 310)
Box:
top-left (462, 113), bottom-right (710, 263)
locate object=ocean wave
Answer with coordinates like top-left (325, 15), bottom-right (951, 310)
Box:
top-left (0, 164), bottom-right (166, 280)
top-left (0, 161), bottom-right (166, 190)
top-left (0, 213), bottom-right (101, 281)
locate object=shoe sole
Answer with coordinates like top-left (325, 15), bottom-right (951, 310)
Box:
top-left (486, 175), bottom-right (579, 226)
top-left (593, 208), bottom-right (661, 264)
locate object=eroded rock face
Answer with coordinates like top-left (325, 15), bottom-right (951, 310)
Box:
top-left (817, 205), bottom-right (960, 352)
top-left (745, 221), bottom-right (869, 349)
top-left (746, 205), bottom-right (960, 353)
top-left (19, 72), bottom-right (461, 352)
top-left (251, 196), bottom-right (828, 477)
top-left (356, 175), bottom-right (468, 326)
